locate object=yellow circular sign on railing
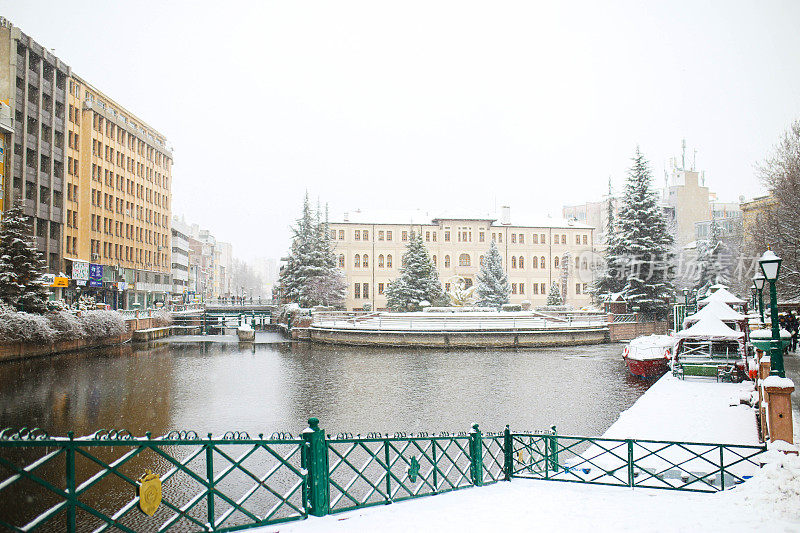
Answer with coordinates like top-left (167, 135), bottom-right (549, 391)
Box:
top-left (138, 470), bottom-right (162, 516)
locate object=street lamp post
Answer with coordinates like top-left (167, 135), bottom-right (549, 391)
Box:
top-left (682, 288), bottom-right (689, 306)
top-left (752, 273), bottom-right (765, 325)
top-left (759, 250), bottom-right (784, 378)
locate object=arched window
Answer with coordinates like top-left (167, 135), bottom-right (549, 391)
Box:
top-left (363, 254), bottom-right (369, 268)
top-left (387, 254), bottom-right (393, 268)
top-left (338, 254), bottom-right (345, 268)
top-left (532, 256), bottom-right (538, 269)
top-left (540, 256), bottom-right (546, 269)
top-left (354, 254), bottom-right (360, 268)
top-left (432, 255), bottom-right (437, 266)
top-left (511, 256), bottom-right (517, 269)
top-left (554, 256), bottom-right (559, 268)
top-left (378, 254), bottom-right (385, 267)
top-left (519, 256), bottom-right (524, 269)
top-left (459, 253), bottom-right (470, 267)
top-left (444, 255), bottom-right (451, 268)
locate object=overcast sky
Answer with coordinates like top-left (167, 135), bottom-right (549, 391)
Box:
top-left (3, 1), bottom-right (800, 261)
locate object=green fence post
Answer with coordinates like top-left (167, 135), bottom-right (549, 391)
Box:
top-left (384, 439), bottom-right (391, 503)
top-left (301, 417), bottom-right (330, 516)
top-left (206, 434), bottom-right (215, 528)
top-left (550, 425), bottom-right (558, 472)
top-left (469, 423), bottom-right (483, 486)
top-left (503, 425), bottom-right (513, 481)
top-left (544, 436), bottom-right (550, 480)
top-left (719, 446), bottom-right (725, 490)
top-left (627, 439), bottom-right (634, 487)
top-left (66, 431), bottom-right (76, 533)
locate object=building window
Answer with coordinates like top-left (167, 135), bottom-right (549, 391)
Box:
top-left (426, 231), bottom-right (430, 241)
top-left (511, 257), bottom-right (517, 269)
top-left (339, 254), bottom-right (345, 268)
top-left (576, 257), bottom-right (580, 269)
top-left (378, 254), bottom-right (385, 267)
top-left (583, 283), bottom-right (588, 293)
top-left (532, 257), bottom-right (538, 269)
top-left (402, 231), bottom-right (408, 241)
top-left (444, 255), bottom-right (451, 268)
top-left (445, 282), bottom-right (451, 292)
top-left (511, 234), bottom-right (516, 244)
top-left (363, 283), bottom-right (369, 299)
top-left (444, 231), bottom-right (450, 242)
top-left (576, 283), bottom-right (581, 294)
top-left (387, 230), bottom-right (392, 241)
top-left (378, 230), bottom-right (384, 241)
top-left (540, 256), bottom-right (545, 269)
top-left (498, 233), bottom-right (503, 243)
top-left (512, 283), bottom-right (517, 294)
top-left (519, 256), bottom-right (524, 269)
top-left (479, 232), bottom-right (485, 242)
top-left (459, 253), bottom-right (470, 267)
top-left (354, 283), bottom-right (360, 298)
top-left (575, 234), bottom-right (580, 245)
top-left (331, 230), bottom-right (336, 240)
top-left (432, 255), bottom-right (437, 267)
top-left (339, 230), bottom-right (345, 240)
top-left (541, 283), bottom-right (546, 294)
top-left (492, 233), bottom-right (496, 242)
top-left (554, 256), bottom-right (560, 268)
top-left (561, 235), bottom-right (567, 244)
top-left (363, 254), bottom-right (369, 268)
top-left (582, 259), bottom-right (588, 269)
top-left (354, 254), bottom-right (361, 268)
top-left (363, 230), bottom-right (369, 241)
top-left (583, 235), bottom-right (588, 245)
top-left (378, 283), bottom-right (385, 295)
top-left (387, 254), bottom-right (393, 268)
top-left (480, 255), bottom-right (484, 266)
top-left (354, 230), bottom-right (361, 240)
top-left (540, 234), bottom-right (545, 244)
top-left (533, 234), bottom-right (539, 244)
top-left (533, 284), bottom-right (539, 295)
top-left (519, 234), bottom-right (525, 244)
top-left (519, 282), bottom-right (525, 294)
top-left (432, 232), bottom-right (437, 242)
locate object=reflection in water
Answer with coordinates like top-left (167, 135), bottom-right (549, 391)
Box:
top-left (0, 339), bottom-right (651, 437)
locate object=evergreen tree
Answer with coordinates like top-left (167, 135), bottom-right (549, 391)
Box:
top-left (695, 214), bottom-right (730, 295)
top-left (0, 203), bottom-right (51, 313)
top-left (547, 281), bottom-right (562, 306)
top-left (475, 240), bottom-right (510, 308)
top-left (385, 232), bottom-right (445, 311)
top-left (617, 148), bottom-right (675, 317)
top-left (301, 203), bottom-right (346, 307)
top-left (592, 180), bottom-right (625, 302)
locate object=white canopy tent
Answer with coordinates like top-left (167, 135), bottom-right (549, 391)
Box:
top-left (683, 300), bottom-right (745, 327)
top-left (698, 287), bottom-right (746, 307)
top-left (676, 316), bottom-right (744, 340)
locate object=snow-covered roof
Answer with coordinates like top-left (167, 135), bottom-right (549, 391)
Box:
top-left (683, 300), bottom-right (744, 326)
top-left (330, 209), bottom-right (595, 230)
top-left (676, 316), bottom-right (744, 339)
top-left (698, 287), bottom-right (745, 306)
top-left (629, 335), bottom-right (675, 349)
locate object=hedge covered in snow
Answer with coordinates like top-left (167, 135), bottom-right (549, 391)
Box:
top-left (0, 304), bottom-right (127, 344)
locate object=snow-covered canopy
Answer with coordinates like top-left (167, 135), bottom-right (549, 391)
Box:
top-left (698, 287), bottom-right (745, 306)
top-left (676, 316), bottom-right (744, 339)
top-left (683, 300), bottom-right (744, 326)
top-left (750, 328), bottom-right (791, 340)
top-left (629, 334), bottom-right (675, 349)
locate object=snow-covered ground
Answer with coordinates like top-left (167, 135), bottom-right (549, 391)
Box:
top-left (267, 448), bottom-right (800, 532)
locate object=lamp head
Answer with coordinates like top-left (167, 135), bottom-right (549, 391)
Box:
top-left (752, 273), bottom-right (766, 291)
top-left (758, 250), bottom-right (782, 281)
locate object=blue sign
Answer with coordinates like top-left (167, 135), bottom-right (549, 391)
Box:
top-left (88, 279), bottom-right (103, 288)
top-left (89, 264), bottom-right (103, 280)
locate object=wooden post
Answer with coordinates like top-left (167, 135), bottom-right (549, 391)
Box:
top-left (763, 377), bottom-right (795, 444)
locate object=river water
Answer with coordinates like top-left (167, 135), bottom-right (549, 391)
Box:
top-left (0, 335), bottom-right (652, 438)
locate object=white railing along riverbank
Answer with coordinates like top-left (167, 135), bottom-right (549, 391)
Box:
top-left (311, 313), bottom-right (608, 331)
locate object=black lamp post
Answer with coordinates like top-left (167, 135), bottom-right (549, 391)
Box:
top-left (759, 250), bottom-right (784, 377)
top-left (682, 288), bottom-right (689, 306)
top-left (752, 273), bottom-right (765, 325)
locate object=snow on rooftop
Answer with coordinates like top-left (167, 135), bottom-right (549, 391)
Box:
top-left (683, 300), bottom-right (744, 326)
top-left (331, 209), bottom-right (594, 229)
top-left (676, 316), bottom-right (744, 339)
top-left (699, 287), bottom-right (746, 306)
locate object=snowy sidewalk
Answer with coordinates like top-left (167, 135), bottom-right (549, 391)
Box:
top-left (266, 472), bottom-right (799, 533)
top-left (600, 372), bottom-right (759, 444)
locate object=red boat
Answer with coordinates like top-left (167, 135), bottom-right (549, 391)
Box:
top-left (622, 335), bottom-right (674, 378)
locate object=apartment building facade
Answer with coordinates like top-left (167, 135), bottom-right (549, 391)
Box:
top-left (61, 75), bottom-right (172, 308)
top-left (329, 208), bottom-right (595, 311)
top-left (0, 18), bottom-right (70, 275)
top-left (171, 216), bottom-right (190, 300)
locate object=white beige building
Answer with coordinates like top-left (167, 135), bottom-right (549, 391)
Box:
top-left (329, 207), bottom-right (595, 311)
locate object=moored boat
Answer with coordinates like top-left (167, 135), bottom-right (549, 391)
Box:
top-left (622, 335), bottom-right (674, 378)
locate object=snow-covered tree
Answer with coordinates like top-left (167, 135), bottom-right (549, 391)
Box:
top-left (617, 148), bottom-right (675, 317)
top-left (385, 232), bottom-right (445, 311)
top-left (0, 203), bottom-right (50, 313)
top-left (279, 194), bottom-right (345, 307)
top-left (592, 182), bottom-right (625, 303)
top-left (695, 215), bottom-right (730, 295)
top-left (475, 240), bottom-right (510, 308)
top-left (546, 281), bottom-right (562, 306)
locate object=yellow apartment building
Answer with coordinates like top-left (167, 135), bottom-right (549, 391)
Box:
top-left (63, 75), bottom-right (172, 308)
top-left (329, 207), bottom-right (595, 311)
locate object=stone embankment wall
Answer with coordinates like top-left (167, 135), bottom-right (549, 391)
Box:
top-left (607, 319), bottom-right (668, 341)
top-left (0, 331), bottom-right (133, 361)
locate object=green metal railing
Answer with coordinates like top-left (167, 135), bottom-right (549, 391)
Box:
top-left (0, 421), bottom-right (766, 532)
